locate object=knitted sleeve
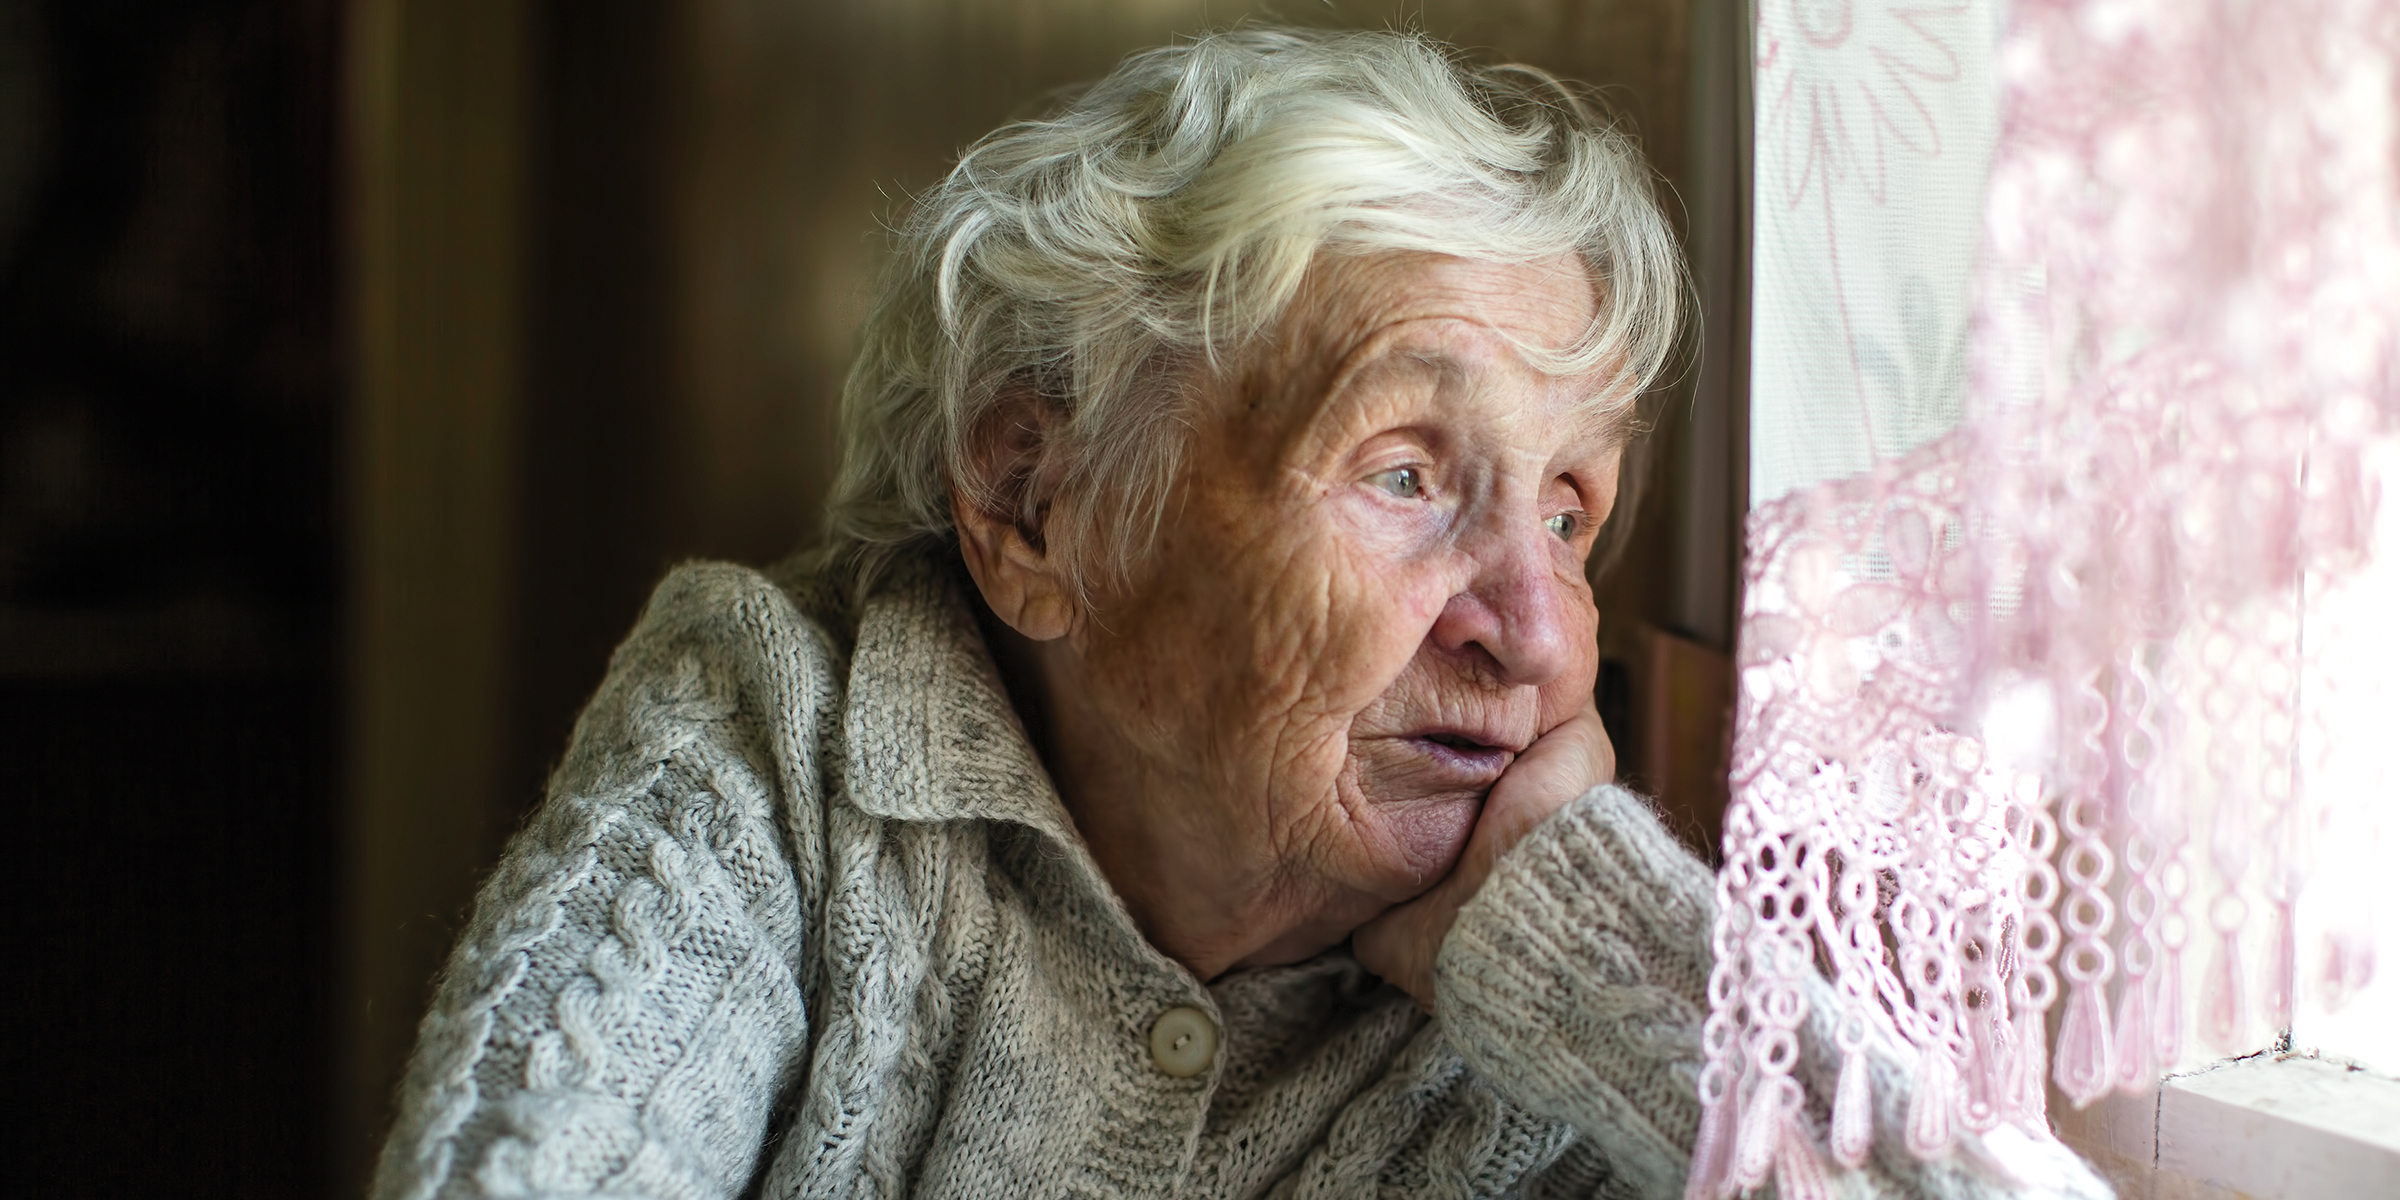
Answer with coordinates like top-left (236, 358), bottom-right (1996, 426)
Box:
top-left (370, 564), bottom-right (842, 1200)
top-left (1434, 784), bottom-right (2113, 1200)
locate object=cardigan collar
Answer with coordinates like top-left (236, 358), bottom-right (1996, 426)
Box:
top-left (837, 554), bottom-right (1088, 851)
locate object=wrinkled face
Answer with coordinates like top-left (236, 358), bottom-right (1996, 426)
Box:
top-left (1068, 251), bottom-right (1625, 966)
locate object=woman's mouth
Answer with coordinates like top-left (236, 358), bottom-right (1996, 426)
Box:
top-left (1405, 732), bottom-right (1516, 787)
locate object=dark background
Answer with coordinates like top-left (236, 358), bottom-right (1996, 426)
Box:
top-left (0, 1), bottom-right (1745, 1193)
top-left (0, 1), bottom-right (341, 1194)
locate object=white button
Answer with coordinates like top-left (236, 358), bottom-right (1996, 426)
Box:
top-left (1147, 1005), bottom-right (1218, 1078)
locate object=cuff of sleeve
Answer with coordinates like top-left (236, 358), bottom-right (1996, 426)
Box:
top-left (1434, 783), bottom-right (1717, 1199)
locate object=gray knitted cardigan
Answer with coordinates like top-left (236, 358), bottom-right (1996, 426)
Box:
top-left (370, 555), bottom-right (2110, 1200)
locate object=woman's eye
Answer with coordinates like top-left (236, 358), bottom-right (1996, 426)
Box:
top-left (1545, 511), bottom-right (1580, 539)
top-left (1368, 466), bottom-right (1424, 499)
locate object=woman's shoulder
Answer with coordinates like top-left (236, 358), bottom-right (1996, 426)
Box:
top-left (598, 554), bottom-right (865, 709)
top-left (625, 554), bottom-right (856, 675)
top-left (542, 556), bottom-right (854, 809)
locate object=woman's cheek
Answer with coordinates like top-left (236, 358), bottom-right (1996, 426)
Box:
top-left (1312, 515), bottom-right (1452, 697)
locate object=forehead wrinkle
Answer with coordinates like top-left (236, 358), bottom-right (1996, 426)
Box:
top-left (1316, 315), bottom-right (1553, 418)
top-left (1218, 252), bottom-right (1614, 469)
top-left (1333, 344), bottom-right (1462, 420)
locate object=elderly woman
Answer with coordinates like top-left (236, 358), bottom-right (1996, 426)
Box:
top-left (372, 28), bottom-right (2105, 1200)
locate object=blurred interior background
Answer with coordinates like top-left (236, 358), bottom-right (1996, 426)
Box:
top-left (0, 0), bottom-right (1747, 1194)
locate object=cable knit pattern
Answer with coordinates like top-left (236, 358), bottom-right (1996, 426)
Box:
top-left (373, 563), bottom-right (833, 1200)
top-left (1436, 785), bottom-right (1713, 1199)
top-left (371, 554), bottom-right (2107, 1200)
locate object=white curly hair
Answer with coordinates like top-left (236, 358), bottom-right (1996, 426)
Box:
top-left (818, 25), bottom-right (1686, 605)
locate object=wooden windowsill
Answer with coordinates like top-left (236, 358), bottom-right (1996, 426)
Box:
top-left (2055, 1054), bottom-right (2400, 1199)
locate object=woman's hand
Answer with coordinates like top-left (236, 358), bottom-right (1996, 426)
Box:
top-left (1354, 701), bottom-right (1617, 1009)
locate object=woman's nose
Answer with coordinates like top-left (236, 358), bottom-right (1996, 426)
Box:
top-left (1428, 521), bottom-right (1580, 687)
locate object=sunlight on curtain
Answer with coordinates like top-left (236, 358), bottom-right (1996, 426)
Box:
top-left (1704, 2), bottom-right (2400, 1195)
top-left (2295, 440), bottom-right (2400, 1076)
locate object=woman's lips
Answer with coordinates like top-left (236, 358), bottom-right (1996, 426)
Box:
top-left (1352, 721), bottom-right (1530, 808)
top-left (1403, 733), bottom-right (1516, 787)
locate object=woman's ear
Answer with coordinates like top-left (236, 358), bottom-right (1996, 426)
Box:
top-left (952, 390), bottom-right (1077, 642)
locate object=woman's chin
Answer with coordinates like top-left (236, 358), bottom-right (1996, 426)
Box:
top-left (1227, 797), bottom-right (1478, 974)
top-left (1360, 789), bottom-right (1483, 895)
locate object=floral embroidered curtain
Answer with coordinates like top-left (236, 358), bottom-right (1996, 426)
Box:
top-left (1698, 2), bottom-right (2400, 1196)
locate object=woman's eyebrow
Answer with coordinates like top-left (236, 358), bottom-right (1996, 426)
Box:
top-left (1390, 348), bottom-right (1464, 386)
top-left (1305, 343), bottom-right (1456, 422)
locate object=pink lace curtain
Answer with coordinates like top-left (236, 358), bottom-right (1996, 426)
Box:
top-left (1696, 2), bottom-right (2400, 1196)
